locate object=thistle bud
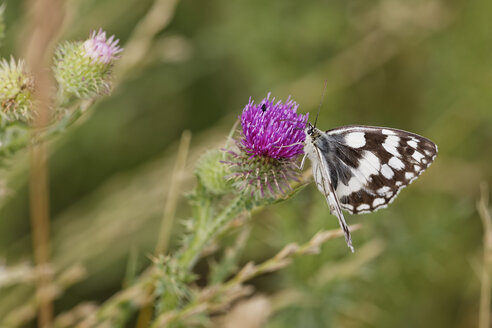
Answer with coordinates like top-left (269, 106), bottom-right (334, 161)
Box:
top-left (224, 93), bottom-right (308, 200)
top-left (0, 58), bottom-right (35, 123)
top-left (53, 29), bottom-right (122, 100)
top-left (195, 149), bottom-right (233, 195)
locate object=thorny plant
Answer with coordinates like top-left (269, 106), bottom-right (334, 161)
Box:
top-left (0, 15), bottom-right (360, 324)
top-left (1, 2), bottom-right (475, 328)
top-left (0, 27), bottom-right (122, 160)
top-left (46, 92), bottom-right (363, 328)
top-left (0, 3), bottom-right (354, 325)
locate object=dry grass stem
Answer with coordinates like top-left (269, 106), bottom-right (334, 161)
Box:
top-left (155, 130), bottom-right (192, 255)
top-left (136, 130), bottom-right (191, 328)
top-left (115, 0), bottom-right (181, 79)
top-left (53, 303), bottom-right (98, 328)
top-left (278, 0), bottom-right (454, 110)
top-left (152, 224), bottom-right (361, 326)
top-left (478, 182), bottom-right (492, 328)
top-left (22, 0), bottom-right (65, 326)
top-left (4, 264), bottom-right (87, 327)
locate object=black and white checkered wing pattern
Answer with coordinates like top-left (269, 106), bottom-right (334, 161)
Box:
top-left (323, 125), bottom-right (437, 214)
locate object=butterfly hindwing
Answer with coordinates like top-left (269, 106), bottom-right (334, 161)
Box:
top-left (321, 125), bottom-right (438, 214)
top-left (310, 144), bottom-right (354, 251)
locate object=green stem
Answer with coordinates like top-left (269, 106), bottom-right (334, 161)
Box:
top-left (178, 196), bottom-right (244, 270)
top-left (40, 98), bottom-right (95, 141)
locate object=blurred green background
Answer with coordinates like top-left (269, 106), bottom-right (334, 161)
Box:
top-left (1, 0), bottom-right (492, 327)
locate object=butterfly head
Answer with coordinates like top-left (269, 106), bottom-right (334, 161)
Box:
top-left (305, 122), bottom-right (321, 140)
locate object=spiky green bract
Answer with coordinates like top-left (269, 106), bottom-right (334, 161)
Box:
top-left (195, 149), bottom-right (233, 196)
top-left (226, 150), bottom-right (300, 203)
top-left (53, 41), bottom-right (113, 100)
top-left (0, 124), bottom-right (29, 158)
top-left (178, 184), bottom-right (247, 270)
top-left (0, 58), bottom-right (35, 124)
top-left (154, 256), bottom-right (194, 315)
top-left (0, 4), bottom-right (5, 47)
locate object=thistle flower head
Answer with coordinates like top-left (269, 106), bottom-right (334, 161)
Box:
top-left (240, 93), bottom-right (307, 159)
top-left (53, 29), bottom-right (123, 100)
top-left (0, 58), bottom-right (35, 123)
top-left (225, 93), bottom-right (308, 200)
top-left (83, 29), bottom-right (122, 64)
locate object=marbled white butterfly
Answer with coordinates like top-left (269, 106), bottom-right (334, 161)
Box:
top-left (301, 122), bottom-right (438, 252)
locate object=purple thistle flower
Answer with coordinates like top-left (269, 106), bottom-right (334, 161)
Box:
top-left (240, 93), bottom-right (308, 159)
top-left (83, 28), bottom-right (123, 64)
top-left (225, 93), bottom-right (308, 200)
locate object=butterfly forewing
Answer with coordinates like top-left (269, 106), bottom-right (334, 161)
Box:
top-left (323, 125), bottom-right (438, 214)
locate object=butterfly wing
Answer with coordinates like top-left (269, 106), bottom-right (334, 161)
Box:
top-left (310, 144), bottom-right (354, 252)
top-left (323, 125), bottom-right (437, 214)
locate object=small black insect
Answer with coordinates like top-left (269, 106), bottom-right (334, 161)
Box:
top-left (261, 104), bottom-right (267, 112)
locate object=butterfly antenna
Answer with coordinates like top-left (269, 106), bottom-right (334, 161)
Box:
top-left (314, 80), bottom-right (328, 128)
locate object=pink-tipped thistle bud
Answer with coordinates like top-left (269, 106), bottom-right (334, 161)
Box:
top-left (53, 29), bottom-right (123, 100)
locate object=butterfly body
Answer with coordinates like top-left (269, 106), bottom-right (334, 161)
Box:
top-left (302, 123), bottom-right (438, 252)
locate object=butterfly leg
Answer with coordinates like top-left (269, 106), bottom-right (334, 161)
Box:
top-left (299, 153), bottom-right (307, 170)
